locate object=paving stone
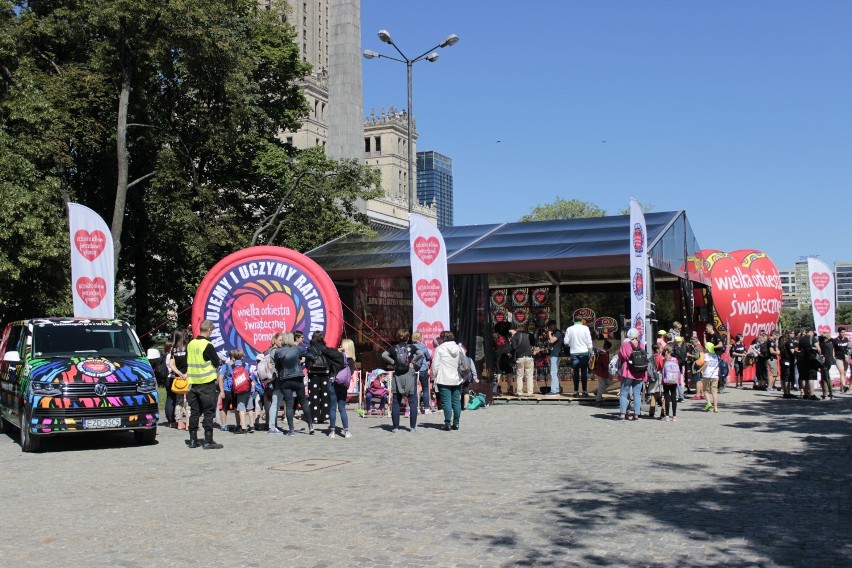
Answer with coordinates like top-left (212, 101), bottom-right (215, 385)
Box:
top-left (0, 388), bottom-right (849, 566)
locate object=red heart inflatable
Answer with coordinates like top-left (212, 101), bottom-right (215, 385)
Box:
top-left (814, 299), bottom-right (831, 317)
top-left (416, 321), bottom-right (444, 350)
top-left (811, 272), bottom-right (830, 291)
top-left (231, 292), bottom-right (296, 352)
top-left (708, 249), bottom-right (782, 346)
top-left (415, 279), bottom-right (442, 308)
top-left (76, 277), bottom-right (107, 308)
top-left (75, 230), bottom-right (107, 261)
top-left (413, 237), bottom-right (440, 266)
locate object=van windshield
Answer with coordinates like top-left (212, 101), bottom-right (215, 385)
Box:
top-left (31, 322), bottom-right (145, 358)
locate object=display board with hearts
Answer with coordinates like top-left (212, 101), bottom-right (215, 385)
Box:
top-left (531, 287), bottom-right (550, 307)
top-left (193, 246), bottom-right (342, 361)
top-left (703, 248), bottom-right (782, 346)
top-left (491, 289), bottom-right (508, 308)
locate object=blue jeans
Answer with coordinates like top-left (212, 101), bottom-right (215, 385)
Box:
top-left (438, 384), bottom-right (462, 427)
top-left (620, 379), bottom-right (644, 416)
top-left (392, 392), bottom-right (417, 429)
top-left (417, 370), bottom-right (431, 411)
top-left (572, 353), bottom-right (590, 392)
top-left (327, 380), bottom-right (349, 431)
top-left (549, 356), bottom-right (560, 394)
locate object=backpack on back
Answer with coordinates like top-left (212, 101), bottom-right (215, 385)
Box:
top-left (628, 343), bottom-right (649, 373)
top-left (458, 353), bottom-right (472, 380)
top-left (232, 365), bottom-right (251, 394)
top-left (393, 344), bottom-right (411, 375)
top-left (333, 352), bottom-right (352, 388)
top-left (256, 352), bottom-right (275, 385)
top-left (154, 355), bottom-right (171, 386)
top-left (662, 357), bottom-right (681, 385)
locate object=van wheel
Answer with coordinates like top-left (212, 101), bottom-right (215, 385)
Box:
top-left (134, 426), bottom-right (157, 445)
top-left (20, 407), bottom-right (41, 453)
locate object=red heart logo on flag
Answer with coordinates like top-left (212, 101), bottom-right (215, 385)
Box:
top-left (76, 277), bottom-right (107, 308)
top-left (416, 279), bottom-right (442, 308)
top-left (814, 298), bottom-right (831, 317)
top-left (818, 325), bottom-right (832, 336)
top-left (74, 230), bottom-right (107, 262)
top-left (811, 272), bottom-right (830, 291)
top-left (230, 292), bottom-right (296, 353)
top-left (413, 237), bottom-right (440, 266)
top-left (416, 321), bottom-right (444, 348)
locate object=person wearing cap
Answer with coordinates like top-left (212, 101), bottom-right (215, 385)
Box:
top-left (365, 370), bottom-right (389, 415)
top-left (656, 330), bottom-right (667, 348)
top-left (618, 328), bottom-right (647, 420)
top-left (700, 341), bottom-right (721, 413)
top-left (565, 318), bottom-right (594, 397)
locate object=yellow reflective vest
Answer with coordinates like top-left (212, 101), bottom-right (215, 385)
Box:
top-left (186, 337), bottom-right (217, 385)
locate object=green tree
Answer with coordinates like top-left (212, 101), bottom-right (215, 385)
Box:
top-left (519, 198), bottom-right (607, 222)
top-left (835, 305), bottom-right (852, 326)
top-left (618, 200), bottom-right (654, 215)
top-left (779, 307), bottom-right (814, 331)
top-left (0, 0), bottom-right (381, 331)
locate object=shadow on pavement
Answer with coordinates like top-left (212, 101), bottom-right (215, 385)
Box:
top-left (467, 396), bottom-right (852, 566)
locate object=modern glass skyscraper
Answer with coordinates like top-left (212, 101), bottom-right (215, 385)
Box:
top-left (416, 151), bottom-right (453, 228)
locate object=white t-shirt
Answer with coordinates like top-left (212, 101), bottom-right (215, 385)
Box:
top-left (703, 353), bottom-right (720, 379)
top-left (564, 323), bottom-right (593, 354)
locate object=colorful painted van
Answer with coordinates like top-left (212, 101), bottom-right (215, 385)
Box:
top-left (0, 318), bottom-right (160, 452)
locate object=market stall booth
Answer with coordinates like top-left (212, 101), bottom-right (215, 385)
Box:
top-left (307, 211), bottom-right (710, 402)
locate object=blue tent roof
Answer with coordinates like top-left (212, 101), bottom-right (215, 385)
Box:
top-left (308, 211), bottom-right (701, 282)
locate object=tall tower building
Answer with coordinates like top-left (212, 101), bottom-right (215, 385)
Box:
top-left (269, 0), bottom-right (431, 228)
top-left (416, 150), bottom-right (453, 229)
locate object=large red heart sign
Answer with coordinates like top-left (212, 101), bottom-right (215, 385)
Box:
top-left (75, 230), bottom-right (107, 261)
top-left (811, 272), bottom-right (830, 291)
top-left (416, 321), bottom-right (444, 351)
top-left (706, 249), bottom-right (782, 346)
top-left (231, 292), bottom-right (296, 352)
top-left (814, 299), bottom-right (831, 317)
top-left (416, 279), bottom-right (442, 308)
top-left (413, 237), bottom-right (440, 266)
top-left (76, 277), bottom-right (106, 308)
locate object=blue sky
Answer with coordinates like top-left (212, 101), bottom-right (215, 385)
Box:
top-left (361, 0), bottom-right (851, 271)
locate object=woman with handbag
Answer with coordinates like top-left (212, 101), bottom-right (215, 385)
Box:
top-left (167, 329), bottom-right (190, 429)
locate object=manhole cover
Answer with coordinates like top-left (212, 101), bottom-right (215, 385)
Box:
top-left (269, 459), bottom-right (350, 473)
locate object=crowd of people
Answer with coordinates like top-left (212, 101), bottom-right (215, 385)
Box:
top-left (159, 322), bottom-right (477, 448)
top-left (157, 318), bottom-right (849, 447)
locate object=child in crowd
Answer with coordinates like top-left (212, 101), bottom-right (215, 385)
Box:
top-left (217, 351), bottom-right (236, 431)
top-left (174, 394), bottom-right (190, 430)
top-left (365, 370), bottom-right (389, 415)
top-left (661, 346), bottom-right (681, 422)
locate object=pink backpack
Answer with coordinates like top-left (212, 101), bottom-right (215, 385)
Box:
top-left (662, 358), bottom-right (681, 385)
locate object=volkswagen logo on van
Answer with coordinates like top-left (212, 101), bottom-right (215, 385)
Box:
top-left (94, 383), bottom-right (108, 396)
top-left (77, 359), bottom-right (116, 378)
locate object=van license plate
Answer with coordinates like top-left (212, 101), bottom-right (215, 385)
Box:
top-left (83, 418), bottom-right (121, 429)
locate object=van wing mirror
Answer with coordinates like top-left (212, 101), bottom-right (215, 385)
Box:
top-left (3, 351), bottom-right (21, 364)
top-left (146, 348), bottom-right (161, 361)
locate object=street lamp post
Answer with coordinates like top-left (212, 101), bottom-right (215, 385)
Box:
top-left (364, 30), bottom-right (459, 215)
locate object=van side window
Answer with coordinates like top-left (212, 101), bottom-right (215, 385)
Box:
top-left (1, 325), bottom-right (23, 357)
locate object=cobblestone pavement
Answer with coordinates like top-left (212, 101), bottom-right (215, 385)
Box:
top-left (0, 387), bottom-right (850, 567)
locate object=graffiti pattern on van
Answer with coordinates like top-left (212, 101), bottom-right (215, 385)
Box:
top-left (27, 357), bottom-right (158, 433)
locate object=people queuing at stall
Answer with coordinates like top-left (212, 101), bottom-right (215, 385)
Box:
top-left (162, 318), bottom-right (849, 449)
